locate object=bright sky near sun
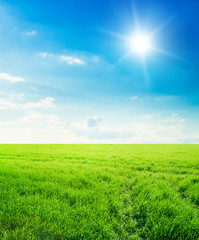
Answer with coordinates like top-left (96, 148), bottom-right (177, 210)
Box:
top-left (0, 0), bottom-right (199, 143)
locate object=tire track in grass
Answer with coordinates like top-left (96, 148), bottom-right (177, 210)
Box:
top-left (120, 145), bottom-right (199, 239)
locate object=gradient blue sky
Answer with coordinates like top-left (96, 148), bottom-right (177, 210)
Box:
top-left (0, 0), bottom-right (199, 143)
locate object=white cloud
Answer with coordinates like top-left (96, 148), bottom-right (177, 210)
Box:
top-left (38, 52), bottom-right (53, 58)
top-left (167, 113), bottom-right (185, 123)
top-left (0, 92), bottom-right (24, 100)
top-left (143, 113), bottom-right (159, 120)
top-left (10, 93), bottom-right (24, 100)
top-left (0, 106), bottom-right (9, 110)
top-left (0, 97), bottom-right (55, 110)
top-left (143, 115), bottom-right (153, 120)
top-left (86, 116), bottom-right (103, 128)
top-left (130, 123), bottom-right (184, 143)
top-left (31, 86), bottom-right (38, 92)
top-left (21, 114), bottom-right (43, 123)
top-left (0, 98), bottom-right (14, 109)
top-left (24, 30), bottom-right (37, 36)
top-left (169, 124), bottom-right (184, 134)
top-left (131, 96), bottom-right (143, 102)
top-left (38, 52), bottom-right (48, 58)
top-left (24, 97), bottom-right (55, 109)
top-left (76, 128), bottom-right (120, 140)
top-left (73, 116), bottom-right (136, 141)
top-left (60, 55), bottom-right (85, 65)
top-left (0, 73), bottom-right (24, 83)
top-left (155, 96), bottom-right (175, 101)
top-left (131, 96), bottom-right (138, 100)
top-left (194, 132), bottom-right (199, 139)
top-left (0, 111), bottom-right (197, 143)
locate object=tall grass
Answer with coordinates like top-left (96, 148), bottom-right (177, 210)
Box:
top-left (0, 144), bottom-right (199, 239)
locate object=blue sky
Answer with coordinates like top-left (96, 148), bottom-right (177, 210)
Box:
top-left (0, 0), bottom-right (199, 143)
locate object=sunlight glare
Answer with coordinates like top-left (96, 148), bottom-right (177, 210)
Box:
top-left (130, 33), bottom-right (152, 56)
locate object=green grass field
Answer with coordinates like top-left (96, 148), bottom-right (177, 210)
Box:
top-left (0, 144), bottom-right (199, 239)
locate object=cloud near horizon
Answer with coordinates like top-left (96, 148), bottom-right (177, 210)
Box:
top-left (24, 97), bottom-right (55, 109)
top-left (0, 109), bottom-right (198, 143)
top-left (86, 116), bottom-right (103, 128)
top-left (0, 97), bottom-right (55, 110)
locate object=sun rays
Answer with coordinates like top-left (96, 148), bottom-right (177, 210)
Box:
top-left (102, 9), bottom-right (181, 86)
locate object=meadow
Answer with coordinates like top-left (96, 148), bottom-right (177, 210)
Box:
top-left (0, 144), bottom-right (199, 239)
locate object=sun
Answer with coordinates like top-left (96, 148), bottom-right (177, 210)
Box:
top-left (129, 32), bottom-right (152, 56)
top-left (103, 10), bottom-right (180, 82)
